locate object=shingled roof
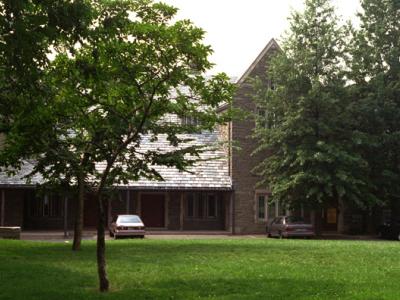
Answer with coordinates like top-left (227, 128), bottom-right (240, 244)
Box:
top-left (0, 131), bottom-right (232, 191)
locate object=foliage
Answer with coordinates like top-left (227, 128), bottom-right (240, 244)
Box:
top-left (1, 0), bottom-right (234, 291)
top-left (0, 0), bottom-right (93, 157)
top-left (253, 0), bottom-right (375, 210)
top-left (348, 0), bottom-right (400, 209)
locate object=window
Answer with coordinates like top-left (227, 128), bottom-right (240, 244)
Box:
top-left (197, 195), bottom-right (204, 218)
top-left (181, 115), bottom-right (200, 126)
top-left (256, 108), bottom-right (267, 129)
top-left (185, 192), bottom-right (218, 219)
top-left (258, 195), bottom-right (266, 220)
top-left (268, 79), bottom-right (276, 91)
top-left (256, 107), bottom-right (277, 129)
top-left (256, 193), bottom-right (282, 223)
top-left (187, 193), bottom-right (195, 218)
top-left (207, 194), bottom-right (217, 217)
top-left (30, 195), bottom-right (63, 218)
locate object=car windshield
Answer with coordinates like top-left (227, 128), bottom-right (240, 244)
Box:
top-left (118, 216), bottom-right (141, 223)
top-left (286, 216), bottom-right (305, 224)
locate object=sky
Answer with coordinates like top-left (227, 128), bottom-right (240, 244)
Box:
top-left (162, 0), bottom-right (362, 77)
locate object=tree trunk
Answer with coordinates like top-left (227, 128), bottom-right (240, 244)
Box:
top-left (96, 194), bottom-right (109, 292)
top-left (72, 174), bottom-right (85, 251)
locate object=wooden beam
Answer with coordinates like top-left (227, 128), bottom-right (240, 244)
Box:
top-left (63, 197), bottom-right (69, 238)
top-left (137, 192), bottom-right (141, 215)
top-left (164, 192), bottom-right (169, 229)
top-left (230, 192), bottom-right (235, 235)
top-left (107, 198), bottom-right (112, 228)
top-left (1, 189), bottom-right (5, 227)
top-left (180, 192), bottom-right (184, 231)
top-left (126, 189), bottom-right (130, 214)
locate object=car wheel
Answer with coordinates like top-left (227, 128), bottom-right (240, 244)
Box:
top-left (139, 235), bottom-right (145, 239)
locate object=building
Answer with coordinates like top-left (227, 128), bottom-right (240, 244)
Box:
top-left (0, 39), bottom-right (384, 234)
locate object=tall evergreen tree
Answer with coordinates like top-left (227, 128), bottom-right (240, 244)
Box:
top-left (253, 0), bottom-right (375, 216)
top-left (349, 0), bottom-right (400, 215)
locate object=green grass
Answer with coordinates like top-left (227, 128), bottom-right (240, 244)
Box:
top-left (0, 238), bottom-right (399, 300)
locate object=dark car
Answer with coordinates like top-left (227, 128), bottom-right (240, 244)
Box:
top-left (377, 219), bottom-right (400, 241)
top-left (267, 216), bottom-right (315, 238)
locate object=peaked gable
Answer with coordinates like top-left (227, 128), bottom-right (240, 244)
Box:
top-left (236, 38), bottom-right (280, 86)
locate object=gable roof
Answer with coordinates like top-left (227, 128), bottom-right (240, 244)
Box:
top-left (0, 132), bottom-right (232, 191)
top-left (236, 38), bottom-right (280, 86)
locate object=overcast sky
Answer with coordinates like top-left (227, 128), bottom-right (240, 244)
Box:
top-left (162, 0), bottom-right (362, 77)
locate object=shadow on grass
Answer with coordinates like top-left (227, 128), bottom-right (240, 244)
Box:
top-left (0, 255), bottom-right (96, 300)
top-left (110, 277), bottom-right (347, 300)
top-left (1, 239), bottom-right (398, 300)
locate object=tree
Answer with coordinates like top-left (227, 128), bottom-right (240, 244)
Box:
top-left (0, 0), bottom-right (96, 251)
top-left (5, 0), bottom-right (233, 292)
top-left (348, 0), bottom-right (400, 215)
top-left (0, 0), bottom-right (92, 134)
top-left (253, 0), bottom-right (375, 218)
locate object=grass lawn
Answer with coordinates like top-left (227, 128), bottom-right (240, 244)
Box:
top-left (0, 238), bottom-right (399, 300)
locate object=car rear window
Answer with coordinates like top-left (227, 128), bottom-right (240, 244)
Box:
top-left (118, 216), bottom-right (141, 223)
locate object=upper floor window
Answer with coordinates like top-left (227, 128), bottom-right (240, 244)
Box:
top-left (181, 115), bottom-right (200, 126)
top-left (268, 79), bottom-right (276, 91)
top-left (256, 107), bottom-right (276, 129)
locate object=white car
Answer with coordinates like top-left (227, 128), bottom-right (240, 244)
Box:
top-left (109, 215), bottom-right (145, 239)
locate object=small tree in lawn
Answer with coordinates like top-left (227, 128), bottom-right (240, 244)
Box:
top-left (253, 0), bottom-right (375, 223)
top-left (33, 0), bottom-right (233, 292)
top-left (348, 0), bottom-right (400, 216)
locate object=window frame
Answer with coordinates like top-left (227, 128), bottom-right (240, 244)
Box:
top-left (255, 191), bottom-right (280, 223)
top-left (181, 115), bottom-right (200, 127)
top-left (255, 192), bottom-right (268, 223)
top-left (30, 194), bottom-right (63, 218)
top-left (185, 192), bottom-right (218, 220)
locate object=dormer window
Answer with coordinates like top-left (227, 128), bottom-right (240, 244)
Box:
top-left (181, 115), bottom-right (200, 126)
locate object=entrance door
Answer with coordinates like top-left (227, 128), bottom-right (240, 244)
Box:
top-left (323, 207), bottom-right (338, 231)
top-left (84, 195), bottom-right (108, 228)
top-left (141, 194), bottom-right (165, 228)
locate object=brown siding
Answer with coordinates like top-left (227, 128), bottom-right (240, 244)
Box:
top-left (3, 189), bottom-right (24, 227)
top-left (167, 192), bottom-right (181, 230)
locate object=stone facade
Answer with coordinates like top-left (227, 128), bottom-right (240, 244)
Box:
top-left (231, 39), bottom-right (280, 233)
